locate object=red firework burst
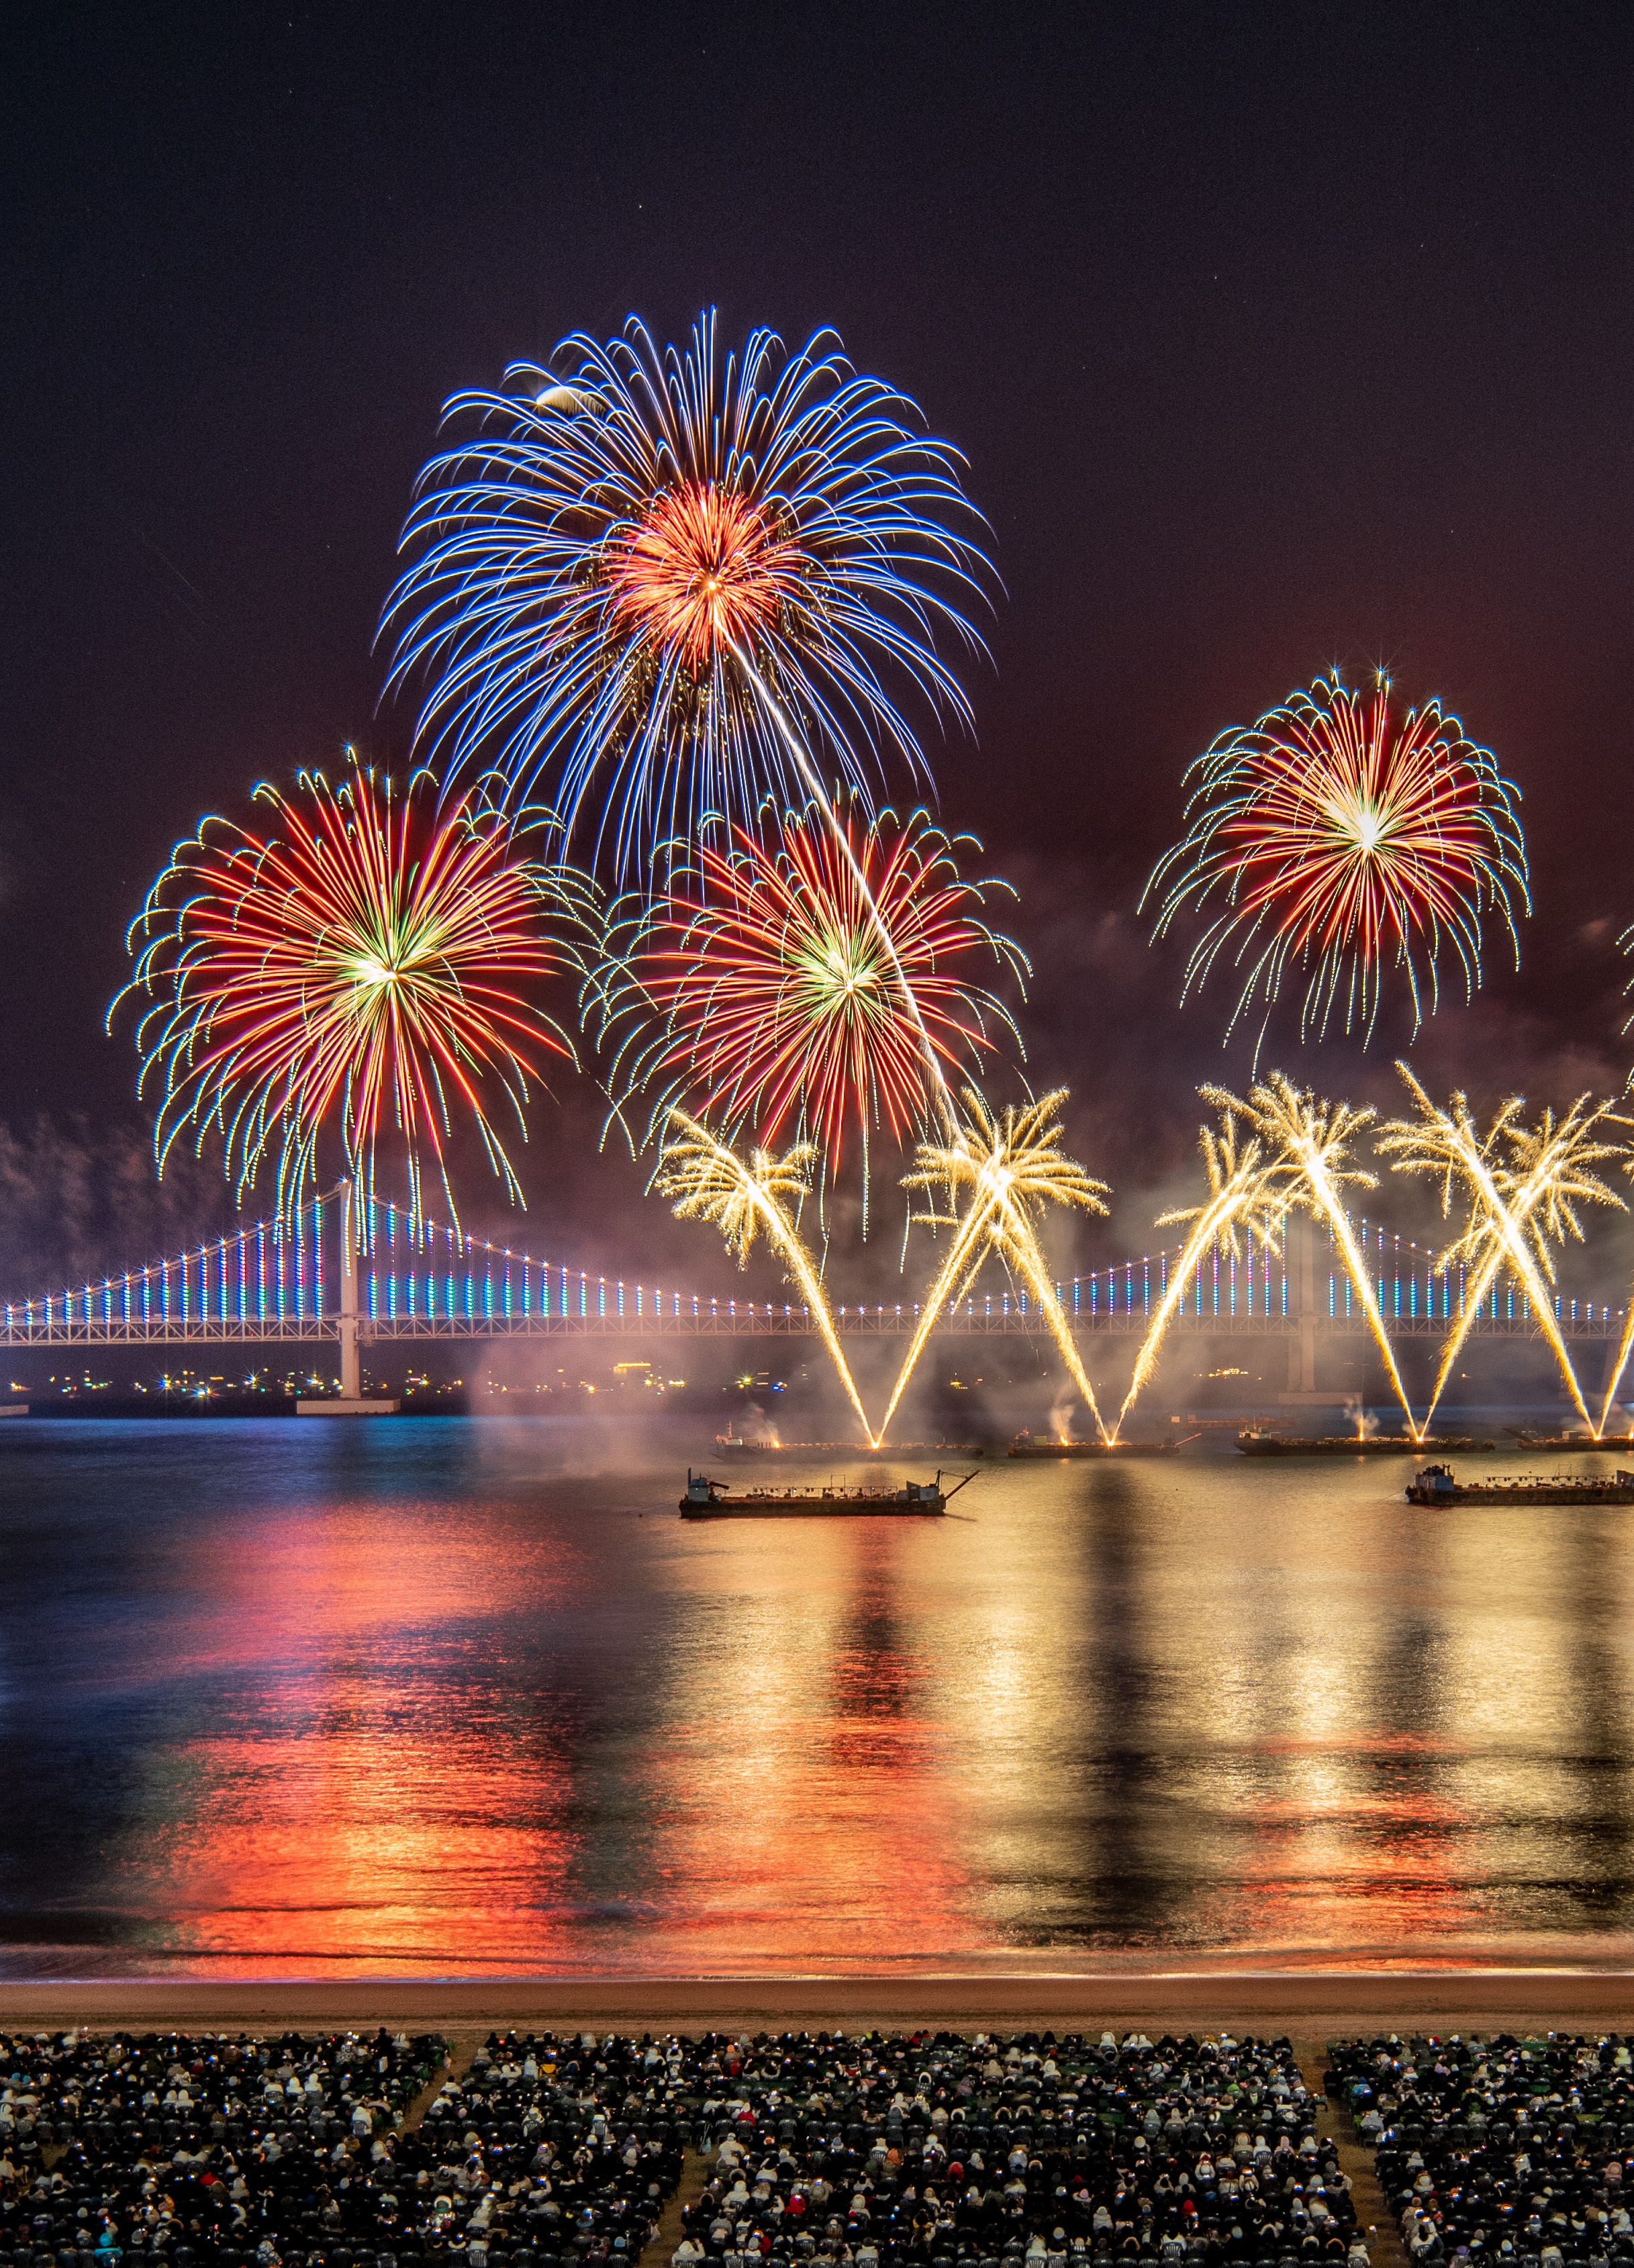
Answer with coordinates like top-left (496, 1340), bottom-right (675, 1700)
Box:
top-left (1145, 675), bottom-right (1529, 1045)
top-left (119, 757), bottom-right (585, 1220)
top-left (607, 805), bottom-right (1024, 1183)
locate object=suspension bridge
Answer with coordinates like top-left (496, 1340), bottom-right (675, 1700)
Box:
top-left (0, 1187), bottom-right (1623, 1401)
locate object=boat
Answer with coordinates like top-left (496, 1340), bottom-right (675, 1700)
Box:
top-left (1009, 1431), bottom-right (1182, 1459)
top-left (712, 1436), bottom-right (986, 1456)
top-left (715, 1420), bottom-right (785, 1452)
top-left (1238, 1431), bottom-right (1494, 1457)
top-left (1406, 1462), bottom-right (1634, 1506)
top-left (1504, 1431), bottom-right (1634, 1452)
top-left (680, 1468), bottom-right (977, 1518)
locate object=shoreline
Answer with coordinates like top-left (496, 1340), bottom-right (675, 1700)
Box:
top-left (9, 1969), bottom-right (1634, 2034)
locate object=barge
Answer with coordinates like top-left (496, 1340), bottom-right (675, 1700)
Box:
top-left (681, 1469), bottom-right (977, 1518)
top-left (1239, 1431), bottom-right (1492, 1457)
top-left (1009, 1432), bottom-right (1181, 1459)
top-left (1506, 1432), bottom-right (1634, 1452)
top-left (715, 1433), bottom-right (986, 1456)
top-left (1406, 1462), bottom-right (1634, 1506)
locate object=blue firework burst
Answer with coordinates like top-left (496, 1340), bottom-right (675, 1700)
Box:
top-left (381, 309), bottom-right (992, 879)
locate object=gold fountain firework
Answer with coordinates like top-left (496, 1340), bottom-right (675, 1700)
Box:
top-left (1202, 1071), bottom-right (1423, 1438)
top-left (1112, 1108), bottom-right (1294, 1440)
top-left (655, 1108), bottom-right (877, 1443)
top-left (1598, 1256), bottom-right (1634, 1436)
top-left (883, 1088), bottom-right (1110, 1446)
top-left (659, 1088), bottom-right (1110, 1450)
top-left (1379, 1068), bottom-right (1628, 1436)
top-left (655, 1071), bottom-right (1634, 1452)
top-left (966, 1106), bottom-right (1113, 1441)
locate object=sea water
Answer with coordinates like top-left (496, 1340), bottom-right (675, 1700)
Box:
top-left (1, 1416), bottom-right (1633, 1977)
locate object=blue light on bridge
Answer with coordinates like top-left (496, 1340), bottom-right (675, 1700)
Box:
top-left (0, 1186), bottom-right (1619, 1356)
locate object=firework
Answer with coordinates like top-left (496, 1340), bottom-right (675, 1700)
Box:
top-left (655, 1109), bottom-right (873, 1440)
top-left (1204, 1071), bottom-right (1421, 1434)
top-left (115, 757), bottom-right (589, 1222)
top-left (884, 1088), bottom-right (1110, 1444)
top-left (597, 804), bottom-right (1024, 1207)
top-left (1145, 674), bottom-right (1528, 1052)
top-left (1598, 1287), bottom-right (1634, 1436)
top-left (382, 309), bottom-right (990, 879)
top-left (1380, 1068), bottom-right (1627, 1434)
top-left (1112, 1110), bottom-right (1292, 1438)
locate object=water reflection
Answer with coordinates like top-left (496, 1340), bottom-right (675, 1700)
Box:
top-left (642, 1518), bottom-right (971, 1964)
top-left (3, 1418), bottom-right (1634, 1975)
top-left (96, 1493), bottom-right (584, 1968)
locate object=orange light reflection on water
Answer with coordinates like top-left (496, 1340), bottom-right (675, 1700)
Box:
top-left (97, 1499), bottom-right (583, 1972)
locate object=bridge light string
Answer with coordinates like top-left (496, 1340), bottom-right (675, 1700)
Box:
top-left (3, 1170), bottom-right (1623, 1434)
top-left (13, 1212), bottom-right (1601, 1344)
top-left (6, 1205), bottom-right (1596, 1346)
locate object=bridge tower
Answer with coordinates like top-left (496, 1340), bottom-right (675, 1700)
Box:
top-left (295, 1181), bottom-right (398, 1416)
top-left (339, 1179), bottom-right (360, 1401)
top-left (1281, 1212), bottom-right (1323, 1403)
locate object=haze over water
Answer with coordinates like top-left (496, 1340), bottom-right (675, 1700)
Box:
top-left (3, 1416), bottom-right (1634, 1979)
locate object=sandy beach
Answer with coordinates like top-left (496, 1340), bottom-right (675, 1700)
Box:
top-left (6, 1969), bottom-right (1634, 2036)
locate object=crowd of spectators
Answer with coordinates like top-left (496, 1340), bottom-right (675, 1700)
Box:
top-left (416, 2031), bottom-right (687, 2267)
top-left (0, 2028), bottom-right (444, 2268)
top-left (21, 2012), bottom-right (1634, 2268)
top-left (0, 2028), bottom-right (696, 2268)
top-left (1329, 2032), bottom-right (1634, 2268)
top-left (664, 2029), bottom-right (1362, 2268)
top-left (0, 2028), bottom-right (1374, 2268)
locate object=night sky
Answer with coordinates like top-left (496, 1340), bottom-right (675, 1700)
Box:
top-left (6, 1), bottom-right (1634, 1289)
